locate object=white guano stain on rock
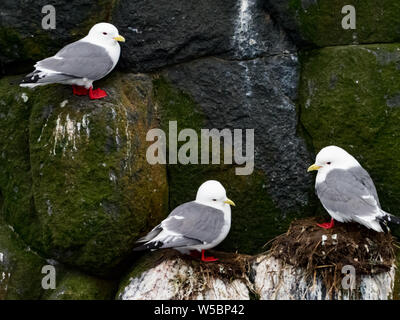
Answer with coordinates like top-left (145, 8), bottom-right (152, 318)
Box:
top-left (109, 171), bottom-right (117, 183)
top-left (118, 258), bottom-right (250, 300)
top-left (82, 114), bottom-right (90, 138)
top-left (51, 113), bottom-right (91, 155)
top-left (60, 100), bottom-right (68, 108)
top-left (123, 108), bottom-right (132, 172)
top-left (117, 252), bottom-right (397, 300)
top-left (252, 255), bottom-right (396, 300)
top-left (21, 93), bottom-right (29, 103)
top-left (37, 116), bottom-right (49, 143)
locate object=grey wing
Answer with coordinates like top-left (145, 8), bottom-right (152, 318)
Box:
top-left (136, 224), bottom-right (163, 243)
top-left (355, 166), bottom-right (381, 207)
top-left (35, 41), bottom-right (114, 80)
top-left (162, 202), bottom-right (225, 245)
top-left (316, 168), bottom-right (381, 219)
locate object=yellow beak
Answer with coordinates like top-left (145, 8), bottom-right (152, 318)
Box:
top-left (307, 164), bottom-right (322, 172)
top-left (224, 198), bottom-right (236, 206)
top-left (113, 35), bottom-right (126, 42)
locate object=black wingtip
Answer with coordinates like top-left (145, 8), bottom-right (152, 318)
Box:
top-left (133, 241), bottom-right (164, 252)
top-left (20, 71), bottom-right (40, 84)
top-left (378, 214), bottom-right (400, 233)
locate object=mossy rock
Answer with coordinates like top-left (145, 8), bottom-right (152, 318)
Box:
top-left (152, 77), bottom-right (311, 255)
top-left (299, 44), bottom-right (400, 227)
top-left (0, 219), bottom-right (46, 300)
top-left (43, 267), bottom-right (115, 300)
top-left (0, 73), bottom-right (168, 276)
top-left (269, 0), bottom-right (400, 47)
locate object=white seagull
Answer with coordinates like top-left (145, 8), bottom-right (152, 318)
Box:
top-left (20, 22), bottom-right (125, 100)
top-left (133, 180), bottom-right (235, 262)
top-left (308, 145), bottom-right (400, 232)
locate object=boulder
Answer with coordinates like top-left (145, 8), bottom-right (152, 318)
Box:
top-left (264, 0), bottom-right (400, 47)
top-left (253, 256), bottom-right (396, 300)
top-left (42, 265), bottom-right (115, 300)
top-left (253, 217), bottom-right (398, 300)
top-left (0, 219), bottom-right (115, 300)
top-left (0, 73), bottom-right (168, 276)
top-left (116, 250), bottom-right (252, 300)
top-left (0, 219), bottom-right (46, 300)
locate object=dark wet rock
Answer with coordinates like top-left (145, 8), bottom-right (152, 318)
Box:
top-left (264, 0), bottom-right (400, 47)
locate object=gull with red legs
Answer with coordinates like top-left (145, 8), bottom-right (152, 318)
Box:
top-left (133, 180), bottom-right (235, 262)
top-left (20, 22), bottom-right (125, 100)
top-left (308, 145), bottom-right (400, 232)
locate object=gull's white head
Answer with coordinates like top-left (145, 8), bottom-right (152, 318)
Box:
top-left (86, 22), bottom-right (125, 45)
top-left (195, 180), bottom-right (235, 210)
top-left (308, 145), bottom-right (361, 175)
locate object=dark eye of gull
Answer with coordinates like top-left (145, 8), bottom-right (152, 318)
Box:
top-left (103, 32), bottom-right (108, 35)
top-left (212, 199), bottom-right (217, 201)
top-left (327, 162), bottom-right (331, 165)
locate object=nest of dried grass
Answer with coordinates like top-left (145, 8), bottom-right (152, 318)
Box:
top-left (267, 217), bottom-right (398, 294)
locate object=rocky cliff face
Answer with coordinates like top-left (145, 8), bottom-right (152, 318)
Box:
top-left (0, 0), bottom-right (399, 299)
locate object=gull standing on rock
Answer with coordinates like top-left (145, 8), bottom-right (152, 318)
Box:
top-left (308, 145), bottom-right (400, 232)
top-left (20, 22), bottom-right (125, 100)
top-left (133, 180), bottom-right (235, 262)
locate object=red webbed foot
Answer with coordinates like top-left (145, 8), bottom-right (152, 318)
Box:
top-left (201, 250), bottom-right (218, 262)
top-left (317, 218), bottom-right (335, 229)
top-left (72, 85), bottom-right (89, 96)
top-left (89, 87), bottom-right (107, 100)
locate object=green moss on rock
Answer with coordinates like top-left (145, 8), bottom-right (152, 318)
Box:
top-left (152, 77), bottom-right (304, 254)
top-left (0, 77), bottom-right (42, 248)
top-left (0, 28), bottom-right (52, 64)
top-left (288, 0), bottom-right (400, 46)
top-left (0, 73), bottom-right (168, 276)
top-left (300, 44), bottom-right (400, 225)
top-left (0, 219), bottom-right (46, 300)
top-left (43, 268), bottom-right (115, 300)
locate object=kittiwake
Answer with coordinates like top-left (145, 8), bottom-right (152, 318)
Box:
top-left (308, 145), bottom-right (400, 232)
top-left (133, 180), bottom-right (235, 262)
top-left (20, 22), bottom-right (125, 100)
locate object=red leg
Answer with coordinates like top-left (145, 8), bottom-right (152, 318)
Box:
top-left (72, 85), bottom-right (89, 96)
top-left (317, 218), bottom-right (335, 229)
top-left (201, 250), bottom-right (218, 262)
top-left (89, 86), bottom-right (107, 100)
